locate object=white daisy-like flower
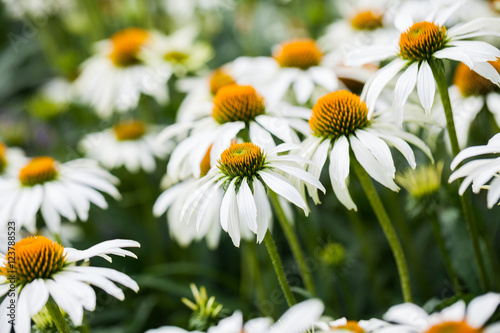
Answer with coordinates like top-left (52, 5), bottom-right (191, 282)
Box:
top-left (0, 235), bottom-right (140, 333)
top-left (147, 26), bottom-right (213, 78)
top-left (162, 0), bottom-right (233, 22)
top-left (347, 4), bottom-right (500, 124)
top-left (0, 157), bottom-right (121, 233)
top-left (79, 119), bottom-right (170, 173)
top-left (75, 27), bottom-right (172, 118)
top-left (0, 142), bottom-right (27, 178)
top-left (382, 292), bottom-right (500, 333)
top-left (207, 299), bottom-right (324, 333)
top-left (236, 39), bottom-right (340, 105)
top-left (299, 90), bottom-right (431, 211)
top-left (157, 84), bottom-right (312, 182)
top-left (449, 133), bottom-right (500, 208)
top-left (180, 141), bottom-right (325, 247)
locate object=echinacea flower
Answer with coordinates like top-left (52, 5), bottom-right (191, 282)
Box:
top-left (207, 299), bottom-right (324, 333)
top-left (79, 119), bottom-right (170, 173)
top-left (180, 142), bottom-right (325, 247)
top-left (236, 39), bottom-right (340, 105)
top-left (382, 293), bottom-right (500, 333)
top-left (0, 236), bottom-right (140, 333)
top-left (449, 133), bottom-right (500, 208)
top-left (0, 142), bottom-right (27, 178)
top-left (157, 84), bottom-right (311, 181)
top-left (347, 4), bottom-right (500, 123)
top-left (300, 90), bottom-right (431, 211)
top-left (0, 157), bottom-right (121, 232)
top-left (75, 28), bottom-right (171, 118)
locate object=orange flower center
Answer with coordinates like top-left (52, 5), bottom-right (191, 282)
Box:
top-left (210, 69), bottom-right (236, 95)
top-left (109, 28), bottom-right (149, 67)
top-left (0, 142), bottom-right (6, 173)
top-left (218, 142), bottom-right (266, 178)
top-left (19, 157), bottom-right (58, 186)
top-left (338, 321), bottom-right (364, 333)
top-left (0, 236), bottom-right (66, 286)
top-left (309, 90), bottom-right (369, 138)
top-left (491, 0), bottom-right (500, 13)
top-left (399, 22), bottom-right (447, 62)
top-left (113, 120), bottom-right (146, 141)
top-left (200, 144), bottom-right (213, 178)
top-left (350, 10), bottom-right (384, 31)
top-left (453, 61), bottom-right (500, 97)
top-left (425, 321), bottom-right (482, 333)
top-left (273, 39), bottom-right (323, 69)
top-left (212, 85), bottom-right (265, 124)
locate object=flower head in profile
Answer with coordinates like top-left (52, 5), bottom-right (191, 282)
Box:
top-left (157, 84), bottom-right (311, 182)
top-left (300, 90), bottom-right (431, 211)
top-left (80, 119), bottom-right (170, 173)
top-left (347, 3), bottom-right (500, 124)
top-left (75, 27), bottom-right (171, 118)
top-left (0, 236), bottom-right (140, 333)
top-left (180, 142), bottom-right (325, 247)
top-left (449, 133), bottom-right (500, 208)
top-left (0, 157), bottom-right (121, 232)
top-left (382, 293), bottom-right (500, 333)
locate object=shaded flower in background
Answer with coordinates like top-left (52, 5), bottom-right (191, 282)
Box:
top-left (383, 293), bottom-right (500, 333)
top-left (75, 28), bottom-right (172, 118)
top-left (449, 133), bottom-right (500, 208)
top-left (80, 119), bottom-right (171, 174)
top-left (299, 90), bottom-right (431, 211)
top-left (347, 3), bottom-right (500, 123)
top-left (0, 157), bottom-right (121, 232)
top-left (157, 84), bottom-right (311, 181)
top-left (26, 77), bottom-right (74, 120)
top-left (180, 142), bottom-right (325, 246)
top-left (0, 236), bottom-right (140, 333)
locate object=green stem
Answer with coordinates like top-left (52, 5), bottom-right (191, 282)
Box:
top-left (352, 160), bottom-right (412, 302)
top-left (430, 59), bottom-right (491, 291)
top-left (269, 191), bottom-right (316, 296)
top-left (45, 299), bottom-right (72, 333)
top-left (263, 231), bottom-right (297, 307)
top-left (429, 212), bottom-right (462, 294)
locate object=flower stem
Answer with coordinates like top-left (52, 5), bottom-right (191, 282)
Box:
top-left (45, 299), bottom-right (72, 333)
top-left (264, 230), bottom-right (297, 306)
top-left (352, 159), bottom-right (412, 302)
top-left (269, 191), bottom-right (316, 296)
top-left (430, 59), bottom-right (491, 291)
top-left (429, 212), bottom-right (462, 294)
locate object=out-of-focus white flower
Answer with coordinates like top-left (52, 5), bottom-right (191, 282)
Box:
top-left (75, 28), bottom-right (172, 118)
top-left (0, 157), bottom-right (121, 233)
top-left (162, 0), bottom-right (233, 22)
top-left (147, 26), bottom-right (213, 77)
top-left (0, 142), bottom-right (27, 179)
top-left (450, 133), bottom-right (500, 208)
top-left (347, 3), bottom-right (500, 124)
top-left (80, 119), bottom-right (170, 174)
top-left (0, 0), bottom-right (72, 18)
top-left (235, 39), bottom-right (341, 105)
top-left (382, 293), bottom-right (500, 333)
top-left (0, 236), bottom-right (140, 333)
top-left (157, 84), bottom-right (311, 182)
top-left (299, 90), bottom-right (431, 211)
top-left (180, 142), bottom-right (324, 247)
top-left (207, 299), bottom-right (324, 333)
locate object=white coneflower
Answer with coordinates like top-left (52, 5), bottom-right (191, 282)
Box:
top-left (75, 28), bottom-right (171, 118)
top-left (382, 293), bottom-right (500, 333)
top-left (449, 133), bottom-right (500, 208)
top-left (180, 142), bottom-right (325, 247)
top-left (157, 84), bottom-right (311, 182)
top-left (0, 236), bottom-right (140, 333)
top-left (80, 119), bottom-right (170, 173)
top-left (300, 90), bottom-right (431, 211)
top-left (0, 157), bottom-right (121, 232)
top-left (0, 142), bottom-right (27, 179)
top-left (347, 4), bottom-right (500, 124)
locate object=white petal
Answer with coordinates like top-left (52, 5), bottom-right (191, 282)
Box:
top-left (272, 164), bottom-right (325, 193)
top-left (466, 293), bottom-right (500, 328)
top-left (451, 146), bottom-right (500, 170)
top-left (417, 61), bottom-right (435, 115)
top-left (220, 178), bottom-right (241, 247)
top-left (329, 136), bottom-right (350, 188)
top-left (471, 62), bottom-right (500, 85)
top-left (249, 121), bottom-right (275, 151)
top-left (394, 62), bottom-right (418, 125)
top-left (346, 46), bottom-right (396, 67)
top-left (46, 279), bottom-right (84, 326)
top-left (237, 178), bottom-right (258, 234)
top-left (355, 130), bottom-right (396, 177)
top-left (271, 299), bottom-right (324, 333)
top-left (308, 67), bottom-right (338, 91)
top-left (487, 176), bottom-right (500, 208)
top-left (259, 170), bottom-right (309, 215)
top-left (383, 303), bottom-right (429, 330)
top-left (253, 180), bottom-right (272, 243)
top-left (293, 73), bottom-right (315, 104)
top-left (448, 18), bottom-right (500, 38)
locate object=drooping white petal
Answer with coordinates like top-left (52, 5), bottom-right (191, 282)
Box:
top-left (417, 61), bottom-right (435, 115)
top-left (434, 48), bottom-right (474, 68)
top-left (249, 121), bottom-right (275, 151)
top-left (270, 299), bottom-right (324, 333)
top-left (471, 62), bottom-right (500, 85)
top-left (355, 130), bottom-right (396, 178)
top-left (451, 146), bottom-right (500, 170)
top-left (394, 62), bottom-right (418, 125)
top-left (220, 178), bottom-right (241, 247)
top-left (383, 303), bottom-right (430, 330)
top-left (70, 266), bottom-right (139, 293)
top-left (46, 279), bottom-right (84, 326)
top-left (487, 177), bottom-right (500, 209)
top-left (272, 164), bottom-right (325, 193)
top-left (293, 72), bottom-right (315, 104)
top-left (253, 180), bottom-right (272, 243)
top-left (345, 46), bottom-right (396, 67)
top-left (466, 293), bottom-right (500, 328)
top-left (329, 136), bottom-right (350, 189)
top-left (448, 18), bottom-right (500, 38)
top-left (237, 178), bottom-right (258, 234)
top-left (259, 170), bottom-right (309, 215)
top-left (308, 67), bottom-right (338, 91)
